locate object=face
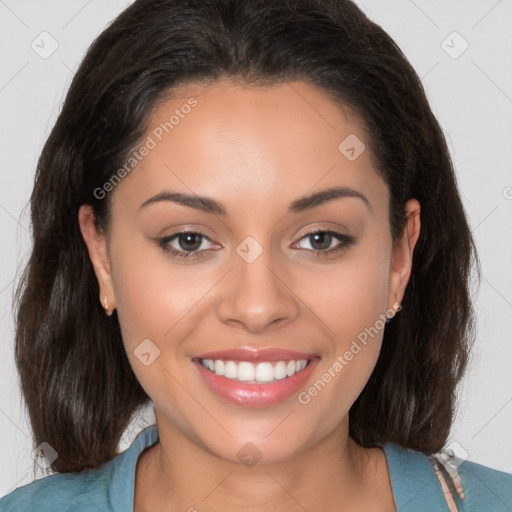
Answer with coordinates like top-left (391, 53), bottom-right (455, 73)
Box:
top-left (80, 78), bottom-right (420, 465)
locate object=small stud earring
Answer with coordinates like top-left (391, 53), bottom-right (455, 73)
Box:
top-left (103, 295), bottom-right (114, 317)
top-left (385, 300), bottom-right (402, 322)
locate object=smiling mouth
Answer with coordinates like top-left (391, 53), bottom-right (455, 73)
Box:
top-left (197, 358), bottom-right (311, 384)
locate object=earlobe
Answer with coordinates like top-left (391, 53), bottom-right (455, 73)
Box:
top-left (387, 199), bottom-right (421, 311)
top-left (78, 204), bottom-right (117, 314)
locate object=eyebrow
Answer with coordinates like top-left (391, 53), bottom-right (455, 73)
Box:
top-left (138, 186), bottom-right (372, 215)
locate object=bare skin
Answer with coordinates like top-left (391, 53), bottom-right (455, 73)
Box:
top-left (79, 78), bottom-right (420, 511)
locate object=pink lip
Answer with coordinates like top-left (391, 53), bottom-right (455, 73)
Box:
top-left (193, 347), bottom-right (317, 362)
top-left (192, 354), bottom-right (321, 408)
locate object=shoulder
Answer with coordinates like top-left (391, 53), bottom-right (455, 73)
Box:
top-left (454, 458), bottom-right (512, 510)
top-left (382, 441), bottom-right (512, 511)
top-left (429, 449), bottom-right (512, 511)
top-left (0, 424), bottom-right (159, 512)
top-left (0, 468), bottom-right (111, 512)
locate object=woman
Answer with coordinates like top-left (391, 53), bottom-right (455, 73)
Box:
top-left (1, 0), bottom-right (511, 510)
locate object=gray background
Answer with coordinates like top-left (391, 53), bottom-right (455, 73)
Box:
top-left (1, 0), bottom-right (511, 496)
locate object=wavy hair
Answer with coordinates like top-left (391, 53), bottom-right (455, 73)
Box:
top-left (13, 0), bottom-right (479, 475)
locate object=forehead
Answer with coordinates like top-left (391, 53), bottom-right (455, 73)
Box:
top-left (113, 79), bottom-right (388, 216)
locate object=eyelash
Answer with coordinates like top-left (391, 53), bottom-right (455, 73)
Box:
top-left (157, 229), bottom-right (355, 261)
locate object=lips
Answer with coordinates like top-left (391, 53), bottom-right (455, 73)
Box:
top-left (192, 347), bottom-right (320, 407)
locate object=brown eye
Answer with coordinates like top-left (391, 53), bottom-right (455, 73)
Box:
top-left (157, 231), bottom-right (215, 260)
top-left (175, 232), bottom-right (203, 251)
top-left (308, 231), bottom-right (334, 251)
top-left (295, 229), bottom-right (356, 256)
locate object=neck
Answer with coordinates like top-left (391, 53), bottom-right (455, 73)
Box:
top-left (134, 414), bottom-right (394, 511)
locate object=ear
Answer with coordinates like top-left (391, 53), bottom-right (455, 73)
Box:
top-left (78, 204), bottom-right (116, 312)
top-left (387, 198), bottom-right (421, 311)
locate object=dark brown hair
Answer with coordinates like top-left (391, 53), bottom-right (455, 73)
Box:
top-left (14, 0), bottom-right (479, 476)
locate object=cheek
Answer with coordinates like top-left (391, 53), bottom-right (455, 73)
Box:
top-left (109, 229), bottom-right (215, 350)
top-left (297, 240), bottom-right (391, 409)
top-left (302, 246), bottom-right (391, 347)
top-left (297, 269), bottom-right (389, 435)
top-left (109, 233), bottom-right (208, 418)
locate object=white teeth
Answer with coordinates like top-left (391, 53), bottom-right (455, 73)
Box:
top-left (274, 361), bottom-right (288, 380)
top-left (224, 360), bottom-right (238, 379)
top-left (238, 362), bottom-right (255, 381)
top-left (200, 358), bottom-right (309, 383)
top-left (255, 362), bottom-right (274, 382)
top-left (214, 360), bottom-right (225, 376)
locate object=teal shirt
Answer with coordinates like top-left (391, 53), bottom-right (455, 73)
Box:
top-left (1, 425), bottom-right (511, 511)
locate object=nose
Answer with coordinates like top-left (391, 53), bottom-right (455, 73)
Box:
top-left (216, 240), bottom-right (300, 333)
